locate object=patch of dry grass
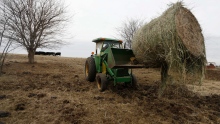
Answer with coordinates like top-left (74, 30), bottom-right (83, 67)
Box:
top-left (0, 54), bottom-right (219, 124)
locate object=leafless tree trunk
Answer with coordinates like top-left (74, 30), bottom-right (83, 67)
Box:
top-left (0, 0), bottom-right (68, 63)
top-left (0, 18), bottom-right (13, 75)
top-left (117, 18), bottom-right (144, 49)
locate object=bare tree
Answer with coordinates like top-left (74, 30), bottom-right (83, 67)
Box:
top-left (0, 0), bottom-right (68, 63)
top-left (117, 18), bottom-right (144, 49)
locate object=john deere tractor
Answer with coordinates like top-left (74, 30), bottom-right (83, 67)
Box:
top-left (85, 38), bottom-right (143, 92)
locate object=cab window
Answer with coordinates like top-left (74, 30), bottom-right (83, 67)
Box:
top-left (96, 42), bottom-right (103, 55)
top-left (101, 42), bottom-right (109, 51)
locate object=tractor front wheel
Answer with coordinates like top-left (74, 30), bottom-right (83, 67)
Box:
top-left (96, 73), bottom-right (108, 92)
top-left (85, 57), bottom-right (96, 82)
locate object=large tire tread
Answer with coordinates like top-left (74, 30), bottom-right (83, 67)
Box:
top-left (85, 57), bottom-right (96, 82)
top-left (96, 73), bottom-right (108, 92)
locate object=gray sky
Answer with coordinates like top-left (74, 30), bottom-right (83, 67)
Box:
top-left (13, 0), bottom-right (220, 65)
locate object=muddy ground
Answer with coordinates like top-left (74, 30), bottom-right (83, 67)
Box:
top-left (0, 54), bottom-right (220, 124)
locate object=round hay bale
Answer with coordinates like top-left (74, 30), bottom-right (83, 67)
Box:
top-left (132, 2), bottom-right (206, 84)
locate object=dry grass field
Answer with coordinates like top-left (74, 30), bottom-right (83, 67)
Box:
top-left (0, 54), bottom-right (219, 124)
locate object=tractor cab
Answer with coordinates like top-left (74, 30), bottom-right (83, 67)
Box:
top-left (92, 38), bottom-right (123, 55)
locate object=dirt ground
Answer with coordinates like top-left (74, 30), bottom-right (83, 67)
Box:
top-left (0, 54), bottom-right (220, 124)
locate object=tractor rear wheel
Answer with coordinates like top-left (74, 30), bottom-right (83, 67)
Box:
top-left (96, 73), bottom-right (108, 92)
top-left (85, 57), bottom-right (96, 82)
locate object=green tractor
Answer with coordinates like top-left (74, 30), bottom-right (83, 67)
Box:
top-left (85, 38), bottom-right (143, 92)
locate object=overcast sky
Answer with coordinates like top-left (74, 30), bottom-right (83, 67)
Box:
top-left (13, 0), bottom-right (220, 65)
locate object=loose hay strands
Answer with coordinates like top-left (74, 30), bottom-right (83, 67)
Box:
top-left (132, 2), bottom-right (206, 95)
